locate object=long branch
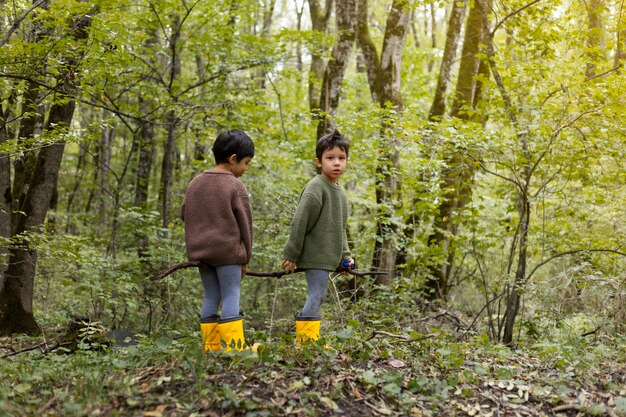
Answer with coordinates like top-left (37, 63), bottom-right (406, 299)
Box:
top-left (149, 261), bottom-right (387, 281)
top-left (0, 0), bottom-right (48, 47)
top-left (526, 249), bottom-right (626, 283)
top-left (491, 0), bottom-right (543, 35)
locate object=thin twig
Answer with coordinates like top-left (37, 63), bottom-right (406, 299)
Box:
top-left (366, 331), bottom-right (438, 343)
top-left (328, 272), bottom-right (345, 321)
top-left (268, 278), bottom-right (280, 340)
top-left (0, 341), bottom-right (72, 358)
top-left (526, 248), bottom-right (626, 283)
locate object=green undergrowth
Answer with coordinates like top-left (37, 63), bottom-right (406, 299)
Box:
top-left (2, 321), bottom-right (626, 417)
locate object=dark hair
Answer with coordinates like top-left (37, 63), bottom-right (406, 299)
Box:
top-left (315, 130), bottom-right (349, 160)
top-left (212, 130), bottom-right (255, 164)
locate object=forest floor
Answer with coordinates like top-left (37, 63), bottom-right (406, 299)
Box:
top-left (1, 320), bottom-right (626, 417)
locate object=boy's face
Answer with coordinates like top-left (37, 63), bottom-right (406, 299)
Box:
top-left (231, 155), bottom-right (253, 178)
top-left (316, 146), bottom-right (348, 184)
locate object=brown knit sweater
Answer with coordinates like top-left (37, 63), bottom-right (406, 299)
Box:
top-left (181, 169), bottom-right (253, 266)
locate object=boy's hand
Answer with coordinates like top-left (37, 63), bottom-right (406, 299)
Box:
top-left (242, 265), bottom-right (247, 276)
top-left (281, 259), bottom-right (297, 274)
top-left (339, 258), bottom-right (356, 275)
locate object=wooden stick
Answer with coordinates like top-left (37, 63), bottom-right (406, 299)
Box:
top-left (366, 330), bottom-right (438, 342)
top-left (149, 261), bottom-right (387, 281)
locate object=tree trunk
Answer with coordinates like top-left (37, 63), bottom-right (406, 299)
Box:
top-left (425, 0), bottom-right (488, 299)
top-left (616, 0), bottom-right (626, 68)
top-left (1, 105), bottom-right (76, 335)
top-left (357, 0), bottom-right (411, 282)
top-left (11, 80), bottom-right (44, 236)
top-left (295, 0), bottom-right (305, 71)
top-left (65, 138), bottom-right (89, 232)
top-left (502, 189), bottom-right (530, 345)
top-left (450, 0), bottom-right (484, 119)
top-left (86, 108), bottom-right (113, 227)
top-left (480, 1), bottom-right (531, 345)
top-left (427, 2), bottom-right (437, 72)
top-left (585, 0), bottom-right (604, 78)
top-left (134, 112), bottom-right (155, 259)
top-left (316, 0), bottom-right (357, 138)
top-left (307, 0), bottom-right (334, 110)
top-left (0, 104), bottom-right (11, 290)
top-left (254, 0), bottom-right (276, 88)
top-left (159, 13), bottom-right (182, 234)
top-left (428, 0), bottom-right (466, 120)
top-left (0, 12), bottom-right (92, 335)
top-left (160, 109), bottom-right (177, 232)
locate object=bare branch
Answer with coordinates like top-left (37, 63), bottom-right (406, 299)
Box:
top-left (366, 331), bottom-right (438, 342)
top-left (491, 0), bottom-right (543, 35)
top-left (0, 0), bottom-right (48, 48)
top-left (526, 249), bottom-right (626, 283)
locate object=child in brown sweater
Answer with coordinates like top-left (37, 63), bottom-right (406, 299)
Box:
top-left (181, 129), bottom-right (255, 352)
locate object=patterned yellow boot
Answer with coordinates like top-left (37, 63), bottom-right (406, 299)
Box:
top-left (216, 315), bottom-right (259, 352)
top-left (200, 316), bottom-right (220, 352)
top-left (295, 315), bottom-right (321, 347)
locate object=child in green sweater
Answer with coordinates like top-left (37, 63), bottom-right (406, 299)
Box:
top-left (281, 130), bottom-right (355, 344)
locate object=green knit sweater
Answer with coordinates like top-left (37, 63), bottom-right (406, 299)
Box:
top-left (283, 175), bottom-right (351, 270)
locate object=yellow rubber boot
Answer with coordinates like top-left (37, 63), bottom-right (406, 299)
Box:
top-left (200, 316), bottom-right (220, 352)
top-left (216, 316), bottom-right (245, 351)
top-left (216, 315), bottom-right (260, 352)
top-left (295, 316), bottom-right (321, 346)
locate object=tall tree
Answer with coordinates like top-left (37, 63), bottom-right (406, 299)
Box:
top-left (585, 0), bottom-right (605, 78)
top-left (307, 0), bottom-right (334, 111)
top-left (316, 0), bottom-right (357, 137)
top-left (357, 0), bottom-right (412, 282)
top-left (426, 0), bottom-right (489, 299)
top-left (0, 99), bottom-right (9, 287)
top-left (85, 109), bottom-right (114, 227)
top-left (0, 8), bottom-right (93, 335)
top-left (158, 13), bottom-right (182, 234)
top-left (616, 0), bottom-right (626, 68)
top-left (428, 0), bottom-right (467, 120)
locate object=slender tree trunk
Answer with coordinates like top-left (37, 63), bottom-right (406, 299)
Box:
top-left (502, 187), bottom-right (530, 345)
top-left (450, 0), bottom-right (484, 119)
top-left (428, 0), bottom-right (466, 120)
top-left (86, 108), bottom-right (113, 226)
top-left (134, 112), bottom-right (155, 259)
top-left (427, 2), bottom-right (437, 72)
top-left (357, 0), bottom-right (412, 282)
top-left (585, 0), bottom-right (605, 78)
top-left (307, 0), bottom-right (334, 110)
top-left (255, 0), bottom-right (276, 88)
top-left (615, 0), bottom-right (625, 68)
top-left (65, 140), bottom-right (89, 232)
top-left (130, 26), bottom-right (159, 259)
top-left (425, 0), bottom-right (488, 299)
top-left (479, 1), bottom-right (532, 345)
top-left (0, 104), bottom-right (10, 290)
top-left (316, 0), bottom-right (357, 137)
top-left (295, 0), bottom-right (305, 71)
top-left (160, 109), bottom-right (177, 231)
top-left (159, 13), bottom-right (182, 234)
